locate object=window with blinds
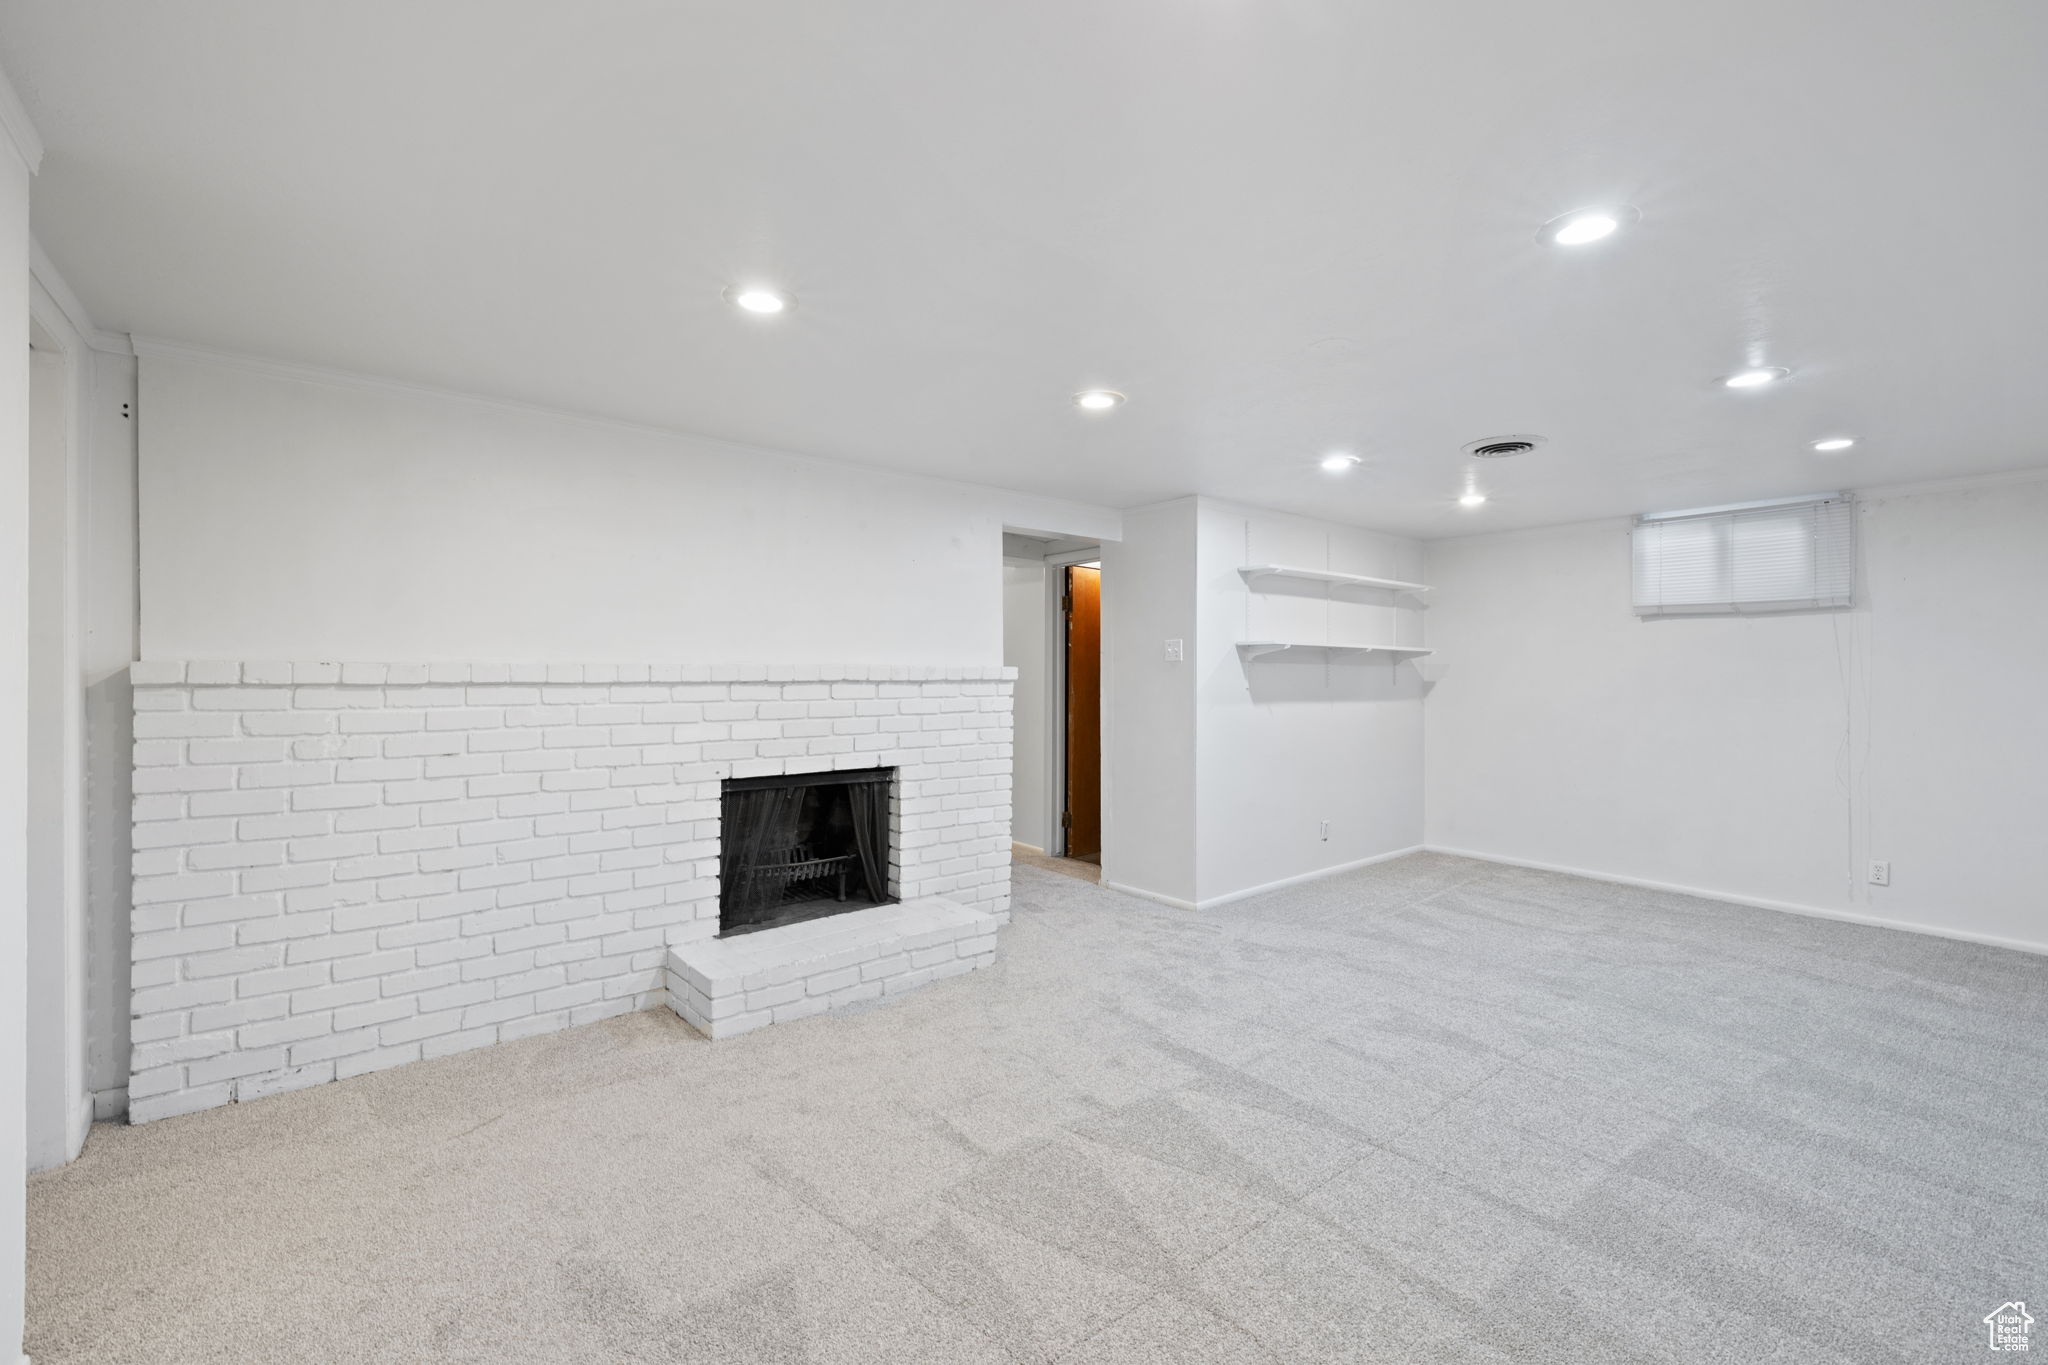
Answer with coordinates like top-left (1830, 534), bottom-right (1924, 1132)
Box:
top-left (1631, 495), bottom-right (1855, 616)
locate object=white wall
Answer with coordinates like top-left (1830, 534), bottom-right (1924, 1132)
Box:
top-left (25, 320), bottom-right (89, 1171)
top-left (22, 255), bottom-right (141, 1150)
top-left (1100, 500), bottom-right (1198, 905)
top-left (82, 348), bottom-right (137, 1119)
top-left (0, 96), bottom-right (36, 1364)
top-left (1002, 560), bottom-right (1048, 851)
top-left (1100, 496), bottom-right (1430, 909)
top-left (136, 345), bottom-right (1117, 666)
top-left (1857, 477), bottom-right (2048, 949)
top-left (1194, 500), bottom-right (1425, 904)
top-left (1424, 475), bottom-right (2048, 952)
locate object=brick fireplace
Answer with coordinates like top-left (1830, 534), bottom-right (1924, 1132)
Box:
top-left (126, 661), bottom-right (1014, 1122)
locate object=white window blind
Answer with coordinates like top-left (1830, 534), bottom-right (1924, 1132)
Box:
top-left (1632, 495), bottom-right (1854, 616)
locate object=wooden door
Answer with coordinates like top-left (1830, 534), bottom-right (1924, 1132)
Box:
top-left (1064, 565), bottom-right (1102, 860)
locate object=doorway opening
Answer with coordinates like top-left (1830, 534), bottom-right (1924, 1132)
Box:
top-left (1002, 533), bottom-right (1101, 884)
top-left (1060, 562), bottom-right (1101, 865)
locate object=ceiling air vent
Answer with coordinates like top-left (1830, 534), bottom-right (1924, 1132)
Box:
top-left (1463, 435), bottom-right (1545, 459)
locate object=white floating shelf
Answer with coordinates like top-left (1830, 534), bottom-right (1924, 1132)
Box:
top-left (1236, 640), bottom-right (1434, 662)
top-left (1239, 564), bottom-right (1432, 595)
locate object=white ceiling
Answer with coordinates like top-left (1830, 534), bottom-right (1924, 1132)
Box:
top-left (7, 0), bottom-right (2047, 537)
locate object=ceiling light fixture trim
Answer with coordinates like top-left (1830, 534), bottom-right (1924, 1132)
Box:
top-left (1075, 389), bottom-right (1125, 411)
top-left (1722, 366), bottom-right (1791, 389)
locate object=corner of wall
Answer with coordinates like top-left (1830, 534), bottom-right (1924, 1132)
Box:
top-left (0, 60), bottom-right (43, 1362)
top-left (1098, 499), bottom-right (1199, 903)
top-left (1189, 499), bottom-right (1428, 905)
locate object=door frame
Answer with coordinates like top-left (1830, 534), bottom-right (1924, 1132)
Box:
top-left (1042, 548), bottom-right (1100, 857)
top-left (26, 291), bottom-right (91, 1169)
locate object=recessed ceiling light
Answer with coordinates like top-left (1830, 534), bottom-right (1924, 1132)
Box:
top-left (726, 286), bottom-right (794, 315)
top-left (1553, 214), bottom-right (1617, 245)
top-left (1459, 492), bottom-right (1488, 507)
top-left (1811, 437), bottom-right (1856, 452)
top-left (1320, 453), bottom-right (1362, 472)
top-left (1075, 390), bottom-right (1125, 411)
top-left (1538, 204), bottom-right (1639, 247)
top-left (1722, 366), bottom-right (1790, 389)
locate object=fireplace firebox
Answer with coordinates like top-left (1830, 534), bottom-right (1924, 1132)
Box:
top-left (718, 768), bottom-right (894, 936)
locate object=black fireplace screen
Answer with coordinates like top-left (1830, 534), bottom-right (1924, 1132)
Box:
top-left (718, 768), bottom-right (893, 936)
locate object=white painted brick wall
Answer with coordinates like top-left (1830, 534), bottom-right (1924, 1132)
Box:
top-left (129, 662), bottom-right (1014, 1122)
top-left (667, 897), bottom-right (999, 1039)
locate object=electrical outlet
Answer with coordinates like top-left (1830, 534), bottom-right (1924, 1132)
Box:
top-left (1868, 860), bottom-right (1890, 886)
top-left (1164, 638), bottom-right (1183, 662)
top-left (1319, 819), bottom-right (1330, 841)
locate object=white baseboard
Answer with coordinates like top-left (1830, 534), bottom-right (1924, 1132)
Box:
top-left (66, 1091), bottom-right (92, 1158)
top-left (1426, 845), bottom-right (2048, 958)
top-left (1102, 880), bottom-right (1197, 911)
top-left (1194, 846), bottom-right (1426, 910)
top-left (1010, 842), bottom-right (1046, 856)
top-left (1105, 845), bottom-right (1427, 913)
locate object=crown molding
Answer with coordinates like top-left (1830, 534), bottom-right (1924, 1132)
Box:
top-left (1424, 512), bottom-right (1634, 549)
top-left (29, 238), bottom-right (132, 354)
top-left (1115, 493), bottom-right (1201, 516)
top-left (32, 239), bottom-right (93, 342)
top-left (1193, 492), bottom-right (1427, 546)
top-left (1853, 463), bottom-right (2048, 502)
top-left (1425, 463), bottom-right (2048, 551)
top-left (0, 61), bottom-right (43, 173)
top-left (29, 278), bottom-right (76, 355)
top-left (128, 334), bottom-right (1122, 542)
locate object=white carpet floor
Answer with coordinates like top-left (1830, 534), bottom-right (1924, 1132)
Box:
top-left (26, 853), bottom-right (2046, 1363)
